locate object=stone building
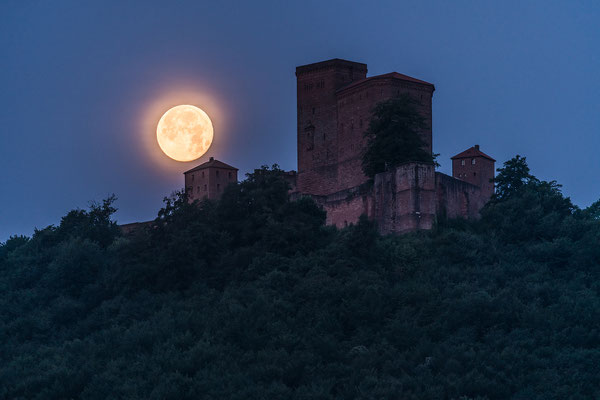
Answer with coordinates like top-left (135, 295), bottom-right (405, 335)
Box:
top-left (178, 58), bottom-right (496, 234)
top-left (184, 157), bottom-right (238, 201)
top-left (292, 58), bottom-right (496, 233)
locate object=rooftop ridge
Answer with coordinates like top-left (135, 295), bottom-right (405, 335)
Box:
top-left (183, 157), bottom-right (238, 174)
top-left (337, 71), bottom-right (435, 93)
top-left (451, 145), bottom-right (496, 162)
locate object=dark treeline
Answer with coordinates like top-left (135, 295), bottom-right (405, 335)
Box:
top-left (1, 157), bottom-right (599, 399)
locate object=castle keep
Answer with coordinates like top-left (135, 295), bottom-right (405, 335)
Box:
top-left (185, 58), bottom-right (495, 234)
top-left (292, 58), bottom-right (495, 233)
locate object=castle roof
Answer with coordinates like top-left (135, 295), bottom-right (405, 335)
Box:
top-left (451, 145), bottom-right (496, 162)
top-left (337, 72), bottom-right (435, 93)
top-left (184, 157), bottom-right (238, 174)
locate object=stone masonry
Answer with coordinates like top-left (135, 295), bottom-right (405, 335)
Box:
top-left (293, 58), bottom-right (496, 233)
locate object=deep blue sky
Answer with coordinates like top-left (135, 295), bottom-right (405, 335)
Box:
top-left (1, 1), bottom-right (599, 240)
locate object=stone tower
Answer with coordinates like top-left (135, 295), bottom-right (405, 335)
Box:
top-left (184, 157), bottom-right (238, 202)
top-left (295, 58), bottom-right (435, 197)
top-left (295, 59), bottom-right (368, 196)
top-left (451, 145), bottom-right (496, 200)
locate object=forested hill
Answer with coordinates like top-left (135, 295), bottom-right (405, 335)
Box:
top-left (1, 157), bottom-right (599, 400)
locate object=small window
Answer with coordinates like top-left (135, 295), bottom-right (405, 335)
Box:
top-left (474, 172), bottom-right (477, 176)
top-left (204, 184), bottom-right (207, 191)
top-left (192, 174), bottom-right (195, 182)
top-left (228, 172), bottom-right (232, 179)
top-left (217, 184), bottom-right (220, 190)
top-left (196, 186), bottom-right (200, 193)
top-left (202, 171), bottom-right (205, 178)
top-left (312, 107), bottom-right (315, 115)
top-left (472, 159), bottom-right (476, 165)
top-left (216, 170), bottom-right (220, 178)
top-left (461, 160), bottom-right (465, 166)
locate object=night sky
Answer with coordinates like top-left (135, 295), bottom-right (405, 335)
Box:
top-left (1, 1), bottom-right (599, 240)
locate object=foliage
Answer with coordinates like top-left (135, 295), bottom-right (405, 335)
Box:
top-left (1, 162), bottom-right (599, 399)
top-left (362, 94), bottom-right (436, 178)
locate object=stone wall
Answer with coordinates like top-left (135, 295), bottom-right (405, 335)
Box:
top-left (372, 163), bottom-right (437, 234)
top-left (296, 163), bottom-right (490, 235)
top-left (295, 59), bottom-right (434, 197)
top-left (435, 172), bottom-right (487, 220)
top-left (296, 59), bottom-right (367, 196)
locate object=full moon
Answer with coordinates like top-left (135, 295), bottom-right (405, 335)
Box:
top-left (156, 105), bottom-right (214, 162)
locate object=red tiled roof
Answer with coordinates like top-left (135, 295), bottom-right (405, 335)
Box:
top-left (337, 72), bottom-right (435, 93)
top-left (451, 146), bottom-right (496, 162)
top-left (184, 158), bottom-right (238, 174)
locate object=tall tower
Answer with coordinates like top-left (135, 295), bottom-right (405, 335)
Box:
top-left (295, 59), bottom-right (367, 196)
top-left (451, 145), bottom-right (496, 200)
top-left (184, 157), bottom-right (238, 202)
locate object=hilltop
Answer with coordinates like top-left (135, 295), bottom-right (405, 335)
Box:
top-left (0, 157), bottom-right (599, 399)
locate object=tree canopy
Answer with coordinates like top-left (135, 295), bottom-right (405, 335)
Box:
top-left (1, 161), bottom-right (599, 399)
top-left (362, 95), bottom-right (435, 178)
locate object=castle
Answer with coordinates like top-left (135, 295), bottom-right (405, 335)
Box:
top-left (185, 58), bottom-right (496, 234)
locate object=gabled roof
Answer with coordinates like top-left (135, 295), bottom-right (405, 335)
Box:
top-left (337, 72), bottom-right (435, 93)
top-left (451, 146), bottom-right (496, 162)
top-left (184, 157), bottom-right (238, 174)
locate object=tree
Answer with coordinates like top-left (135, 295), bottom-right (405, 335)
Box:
top-left (481, 155), bottom-right (576, 242)
top-left (362, 94), bottom-right (434, 178)
top-left (492, 155), bottom-right (538, 200)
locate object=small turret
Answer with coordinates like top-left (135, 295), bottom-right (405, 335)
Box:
top-left (183, 158), bottom-right (238, 202)
top-left (451, 145), bottom-right (496, 200)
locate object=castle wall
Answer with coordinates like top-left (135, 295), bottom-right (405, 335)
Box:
top-left (295, 163), bottom-right (490, 235)
top-left (318, 187), bottom-right (372, 228)
top-left (435, 172), bottom-right (486, 220)
top-left (373, 163), bottom-right (437, 234)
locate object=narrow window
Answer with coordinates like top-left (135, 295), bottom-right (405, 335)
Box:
top-left (461, 160), bottom-right (466, 166)
top-left (202, 171), bottom-right (205, 178)
top-left (312, 107), bottom-right (315, 115)
top-left (216, 170), bottom-right (220, 178)
top-left (192, 174), bottom-right (195, 182)
top-left (197, 186), bottom-right (200, 193)
top-left (217, 184), bottom-right (220, 191)
top-left (472, 159), bottom-right (476, 165)
top-left (228, 172), bottom-right (232, 179)
top-left (204, 184), bottom-right (207, 191)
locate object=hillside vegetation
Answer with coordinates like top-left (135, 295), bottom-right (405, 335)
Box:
top-left (1, 157), bottom-right (599, 400)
